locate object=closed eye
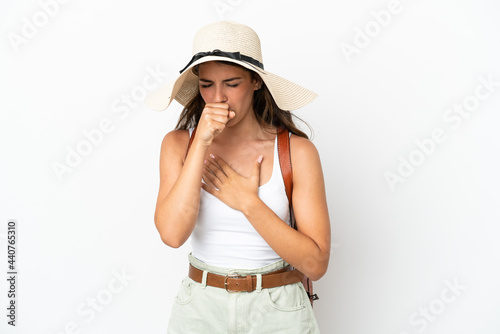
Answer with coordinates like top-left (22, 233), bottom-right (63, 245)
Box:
top-left (199, 83), bottom-right (240, 88)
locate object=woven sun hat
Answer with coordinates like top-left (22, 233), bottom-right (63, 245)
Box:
top-left (144, 20), bottom-right (317, 111)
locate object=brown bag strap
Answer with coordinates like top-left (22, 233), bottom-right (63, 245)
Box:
top-left (277, 128), bottom-right (297, 230)
top-left (277, 128), bottom-right (318, 307)
top-left (277, 128), bottom-right (293, 207)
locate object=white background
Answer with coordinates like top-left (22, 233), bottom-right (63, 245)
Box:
top-left (1, 0), bottom-right (499, 333)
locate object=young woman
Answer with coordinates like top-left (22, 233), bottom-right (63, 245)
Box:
top-left (145, 21), bottom-right (331, 333)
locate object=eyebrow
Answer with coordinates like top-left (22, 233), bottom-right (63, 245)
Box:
top-left (199, 77), bottom-right (243, 83)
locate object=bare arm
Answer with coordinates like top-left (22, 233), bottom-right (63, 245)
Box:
top-left (202, 135), bottom-right (331, 280)
top-left (154, 103), bottom-right (235, 248)
top-left (153, 129), bottom-right (206, 248)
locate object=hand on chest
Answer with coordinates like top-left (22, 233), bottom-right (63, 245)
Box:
top-left (206, 139), bottom-right (275, 187)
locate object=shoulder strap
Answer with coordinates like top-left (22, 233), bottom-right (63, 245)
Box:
top-left (186, 127), bottom-right (197, 159)
top-left (277, 128), bottom-right (293, 213)
top-left (277, 129), bottom-right (317, 306)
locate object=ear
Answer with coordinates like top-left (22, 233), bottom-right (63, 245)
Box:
top-left (252, 74), bottom-right (263, 91)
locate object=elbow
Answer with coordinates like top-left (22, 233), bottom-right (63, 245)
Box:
top-left (308, 265), bottom-right (328, 281)
top-left (154, 216), bottom-right (186, 249)
top-left (157, 227), bottom-right (186, 248)
top-left (302, 251), bottom-right (330, 281)
top-left (160, 234), bottom-right (184, 248)
top-left (307, 263), bottom-right (328, 281)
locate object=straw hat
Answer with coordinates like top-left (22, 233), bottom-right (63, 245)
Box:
top-left (144, 21), bottom-right (317, 111)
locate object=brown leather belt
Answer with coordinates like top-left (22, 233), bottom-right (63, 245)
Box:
top-left (188, 264), bottom-right (304, 292)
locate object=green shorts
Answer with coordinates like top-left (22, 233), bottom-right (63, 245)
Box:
top-left (167, 253), bottom-right (320, 333)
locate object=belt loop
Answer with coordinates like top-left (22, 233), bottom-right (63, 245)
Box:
top-left (201, 270), bottom-right (208, 289)
top-left (256, 274), bottom-right (262, 292)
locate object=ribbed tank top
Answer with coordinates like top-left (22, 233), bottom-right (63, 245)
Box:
top-left (190, 128), bottom-right (291, 269)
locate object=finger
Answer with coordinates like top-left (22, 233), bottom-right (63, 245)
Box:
top-left (203, 164), bottom-right (222, 188)
top-left (201, 182), bottom-right (218, 196)
top-left (205, 114), bottom-right (232, 125)
top-left (209, 154), bottom-right (234, 176)
top-left (203, 108), bottom-right (231, 118)
top-left (201, 108), bottom-right (230, 125)
top-left (202, 172), bottom-right (217, 189)
top-left (205, 154), bottom-right (226, 176)
top-left (205, 102), bottom-right (229, 110)
top-left (252, 155), bottom-right (263, 182)
top-left (206, 156), bottom-right (228, 178)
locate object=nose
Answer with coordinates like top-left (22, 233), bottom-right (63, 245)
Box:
top-left (214, 85), bottom-right (228, 103)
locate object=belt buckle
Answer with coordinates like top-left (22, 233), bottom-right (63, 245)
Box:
top-left (224, 273), bottom-right (242, 293)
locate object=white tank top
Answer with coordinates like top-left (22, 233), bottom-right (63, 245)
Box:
top-left (190, 128), bottom-right (291, 269)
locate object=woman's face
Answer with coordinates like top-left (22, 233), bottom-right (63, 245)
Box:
top-left (198, 61), bottom-right (260, 126)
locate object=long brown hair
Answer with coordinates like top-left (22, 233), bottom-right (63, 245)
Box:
top-left (175, 61), bottom-right (312, 139)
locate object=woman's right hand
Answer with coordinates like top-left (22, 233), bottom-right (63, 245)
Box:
top-left (196, 103), bottom-right (235, 146)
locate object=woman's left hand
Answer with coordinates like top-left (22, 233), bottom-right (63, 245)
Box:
top-left (202, 154), bottom-right (263, 212)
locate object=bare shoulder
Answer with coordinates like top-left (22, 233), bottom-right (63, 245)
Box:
top-left (289, 134), bottom-right (321, 164)
top-left (160, 129), bottom-right (191, 162)
top-left (162, 129), bottom-right (190, 146)
top-left (289, 134), bottom-right (324, 181)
